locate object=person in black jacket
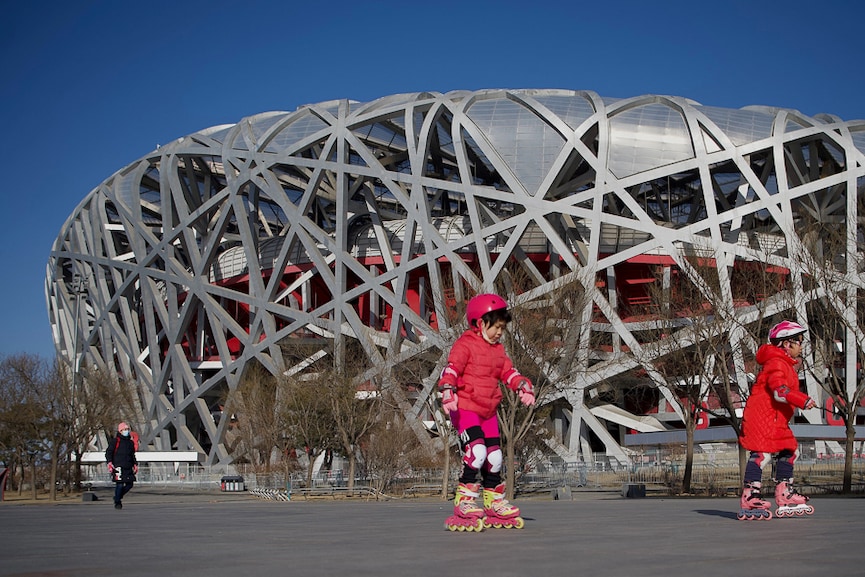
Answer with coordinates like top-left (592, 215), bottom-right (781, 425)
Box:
top-left (105, 422), bottom-right (138, 509)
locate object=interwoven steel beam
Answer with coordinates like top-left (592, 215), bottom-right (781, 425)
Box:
top-left (46, 90), bottom-right (865, 466)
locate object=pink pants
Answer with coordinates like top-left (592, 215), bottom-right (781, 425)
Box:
top-left (451, 409), bottom-right (500, 440)
top-left (451, 408), bottom-right (502, 483)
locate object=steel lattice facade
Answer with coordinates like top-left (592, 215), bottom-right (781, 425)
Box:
top-left (47, 89), bottom-right (865, 466)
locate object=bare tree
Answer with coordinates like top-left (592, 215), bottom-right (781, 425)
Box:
top-left (647, 338), bottom-right (711, 493)
top-left (68, 364), bottom-right (135, 490)
top-left (0, 354), bottom-right (138, 499)
top-left (495, 267), bottom-right (593, 498)
top-left (321, 367), bottom-right (382, 494)
top-left (359, 408), bottom-right (435, 496)
top-left (388, 348), bottom-right (454, 500)
top-left (0, 354), bottom-right (72, 500)
top-left (278, 372), bottom-right (338, 490)
top-left (425, 393), bottom-right (458, 500)
top-left (641, 255), bottom-right (755, 493)
top-left (794, 211), bottom-right (865, 492)
top-left (0, 354), bottom-right (46, 499)
top-left (222, 362), bottom-right (286, 471)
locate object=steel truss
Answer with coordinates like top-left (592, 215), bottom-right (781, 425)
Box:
top-left (47, 90), bottom-right (865, 466)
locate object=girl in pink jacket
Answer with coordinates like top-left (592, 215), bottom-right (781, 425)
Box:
top-left (438, 294), bottom-right (535, 530)
top-left (737, 321), bottom-right (817, 520)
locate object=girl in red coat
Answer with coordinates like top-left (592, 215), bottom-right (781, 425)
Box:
top-left (438, 294), bottom-right (535, 530)
top-left (738, 321), bottom-right (817, 520)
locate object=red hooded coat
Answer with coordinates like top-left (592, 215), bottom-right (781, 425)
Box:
top-left (739, 344), bottom-right (811, 453)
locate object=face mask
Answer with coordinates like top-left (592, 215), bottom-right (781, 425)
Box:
top-left (121, 430), bottom-right (130, 437)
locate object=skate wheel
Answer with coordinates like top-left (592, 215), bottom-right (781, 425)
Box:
top-left (513, 517), bottom-right (525, 529)
top-left (738, 510), bottom-right (771, 520)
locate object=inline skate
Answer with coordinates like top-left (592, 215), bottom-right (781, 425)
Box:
top-left (774, 479), bottom-right (814, 517)
top-left (482, 483), bottom-right (525, 529)
top-left (737, 481), bottom-right (773, 520)
top-left (444, 482), bottom-right (485, 532)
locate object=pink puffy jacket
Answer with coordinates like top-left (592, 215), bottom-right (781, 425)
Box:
top-left (438, 329), bottom-right (525, 419)
top-left (739, 344), bottom-right (811, 453)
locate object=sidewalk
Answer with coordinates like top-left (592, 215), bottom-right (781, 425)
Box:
top-left (2, 489), bottom-right (863, 577)
top-left (0, 486), bottom-right (252, 506)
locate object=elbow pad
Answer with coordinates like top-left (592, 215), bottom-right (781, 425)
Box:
top-left (438, 364), bottom-right (459, 390)
top-left (503, 368), bottom-right (529, 390)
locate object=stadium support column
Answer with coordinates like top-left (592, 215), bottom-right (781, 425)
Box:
top-left (606, 266), bottom-right (620, 352)
top-left (661, 266), bottom-right (671, 317)
top-left (333, 100), bottom-right (349, 369)
top-left (70, 273), bottom-right (88, 489)
top-left (370, 265), bottom-right (380, 329)
top-left (70, 275), bottom-right (88, 435)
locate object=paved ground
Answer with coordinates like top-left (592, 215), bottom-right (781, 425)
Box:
top-left (1, 488), bottom-right (863, 577)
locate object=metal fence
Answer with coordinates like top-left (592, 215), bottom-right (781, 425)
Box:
top-left (81, 460), bottom-right (865, 497)
top-left (82, 462), bottom-right (224, 490)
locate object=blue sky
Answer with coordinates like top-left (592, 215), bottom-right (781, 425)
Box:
top-left (1, 0), bottom-right (863, 359)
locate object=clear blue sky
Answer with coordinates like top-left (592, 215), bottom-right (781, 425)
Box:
top-left (2, 0), bottom-right (863, 360)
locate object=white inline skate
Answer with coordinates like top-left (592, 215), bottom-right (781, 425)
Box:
top-left (774, 479), bottom-right (814, 518)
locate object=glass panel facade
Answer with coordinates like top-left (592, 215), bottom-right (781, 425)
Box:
top-left (608, 103), bottom-right (693, 178)
top-left (467, 97), bottom-right (565, 193)
top-left (698, 105), bottom-right (775, 146)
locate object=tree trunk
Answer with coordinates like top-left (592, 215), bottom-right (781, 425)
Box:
top-left (682, 419), bottom-right (695, 494)
top-left (284, 459), bottom-right (291, 496)
top-left (73, 446), bottom-right (83, 491)
top-left (305, 450), bottom-right (315, 491)
top-left (440, 438), bottom-right (451, 501)
top-left (30, 462), bottom-right (37, 500)
top-left (49, 443), bottom-right (59, 501)
top-left (505, 440), bottom-right (516, 500)
top-left (844, 419), bottom-right (855, 493)
top-left (347, 450), bottom-right (356, 495)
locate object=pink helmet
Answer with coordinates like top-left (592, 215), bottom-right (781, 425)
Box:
top-left (466, 293), bottom-right (508, 328)
top-left (768, 320), bottom-right (807, 342)
top-left (117, 421), bottom-right (130, 432)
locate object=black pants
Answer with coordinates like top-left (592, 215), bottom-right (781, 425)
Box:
top-left (114, 481), bottom-right (133, 503)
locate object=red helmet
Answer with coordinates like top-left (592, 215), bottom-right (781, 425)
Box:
top-left (768, 320), bottom-right (807, 342)
top-left (466, 293), bottom-right (508, 328)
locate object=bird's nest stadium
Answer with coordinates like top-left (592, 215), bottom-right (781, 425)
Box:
top-left (47, 89), bottom-right (865, 468)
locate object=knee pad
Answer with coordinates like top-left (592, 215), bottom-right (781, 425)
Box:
top-left (460, 426), bottom-right (486, 470)
top-left (776, 449), bottom-right (796, 464)
top-left (744, 452), bottom-right (770, 484)
top-left (748, 452), bottom-right (771, 470)
top-left (486, 447), bottom-right (502, 473)
top-left (464, 440), bottom-right (487, 470)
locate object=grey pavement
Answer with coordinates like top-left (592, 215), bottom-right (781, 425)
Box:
top-left (1, 488), bottom-right (863, 577)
